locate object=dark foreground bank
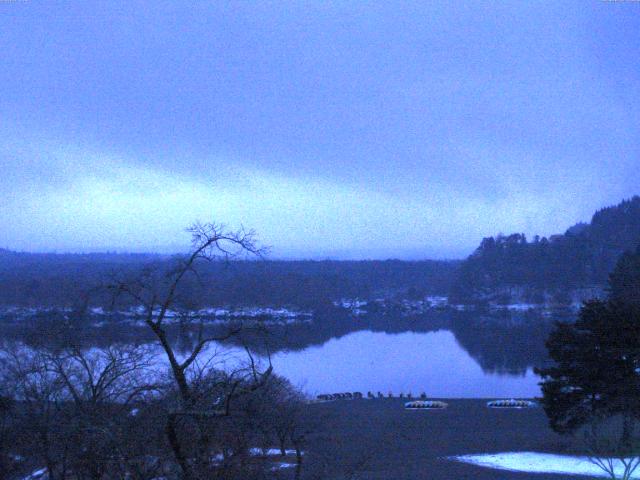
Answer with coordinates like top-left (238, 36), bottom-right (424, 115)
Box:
top-left (303, 398), bottom-right (588, 480)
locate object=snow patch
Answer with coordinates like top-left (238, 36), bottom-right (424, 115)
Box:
top-left (271, 462), bottom-right (297, 470)
top-left (451, 452), bottom-right (640, 478)
top-left (22, 468), bottom-right (47, 480)
top-left (249, 448), bottom-right (302, 457)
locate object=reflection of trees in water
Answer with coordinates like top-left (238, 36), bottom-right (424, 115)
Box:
top-left (223, 309), bottom-right (568, 379)
top-left (223, 309), bottom-right (573, 379)
top-left (1, 307), bottom-right (575, 378)
top-left (223, 309), bottom-right (452, 354)
top-left (448, 310), bottom-right (573, 376)
top-left (0, 308), bottom-right (450, 353)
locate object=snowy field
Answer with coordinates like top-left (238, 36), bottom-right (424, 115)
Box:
top-left (452, 452), bottom-right (640, 478)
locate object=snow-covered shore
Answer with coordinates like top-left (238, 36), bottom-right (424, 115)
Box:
top-left (452, 451), bottom-right (640, 478)
top-left (0, 305), bottom-right (313, 327)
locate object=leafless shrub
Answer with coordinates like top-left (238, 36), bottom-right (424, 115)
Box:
top-left (583, 415), bottom-right (640, 480)
top-left (0, 342), bottom-right (161, 480)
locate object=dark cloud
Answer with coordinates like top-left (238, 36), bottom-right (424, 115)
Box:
top-left (0, 1), bottom-right (638, 257)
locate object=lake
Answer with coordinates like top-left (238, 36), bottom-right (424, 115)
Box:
top-left (203, 309), bottom-right (562, 398)
top-left (270, 329), bottom-right (541, 398)
top-left (1, 308), bottom-right (564, 399)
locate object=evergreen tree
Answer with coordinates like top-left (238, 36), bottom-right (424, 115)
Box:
top-left (537, 247), bottom-right (640, 445)
top-left (609, 244), bottom-right (640, 310)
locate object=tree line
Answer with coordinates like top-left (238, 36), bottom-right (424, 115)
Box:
top-left (451, 196), bottom-right (640, 303)
top-left (0, 250), bottom-right (458, 310)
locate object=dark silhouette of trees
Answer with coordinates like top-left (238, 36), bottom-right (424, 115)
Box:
top-left (537, 246), bottom-right (640, 478)
top-left (1, 341), bottom-right (160, 480)
top-left (609, 244), bottom-right (640, 310)
top-left (108, 223), bottom-right (276, 480)
top-left (0, 253), bottom-right (458, 310)
top-left (451, 196), bottom-right (640, 303)
top-left (0, 223), bottom-right (318, 480)
top-left (0, 394), bottom-right (18, 479)
top-left (537, 300), bottom-right (640, 438)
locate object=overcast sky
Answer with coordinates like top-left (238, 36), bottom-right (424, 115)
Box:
top-left (1, 1), bottom-right (639, 259)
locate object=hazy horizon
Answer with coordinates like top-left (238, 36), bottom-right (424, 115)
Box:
top-left (2, 2), bottom-right (639, 259)
top-left (0, 243), bottom-right (465, 261)
top-left (0, 195), bottom-right (626, 261)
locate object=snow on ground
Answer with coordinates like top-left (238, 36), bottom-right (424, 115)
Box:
top-left (500, 303), bottom-right (538, 312)
top-left (426, 296), bottom-right (448, 308)
top-left (211, 448), bottom-right (303, 465)
top-left (249, 448), bottom-right (302, 457)
top-left (22, 468), bottom-right (47, 480)
top-left (451, 452), bottom-right (640, 478)
top-left (0, 305), bottom-right (313, 327)
top-left (271, 462), bottom-right (297, 470)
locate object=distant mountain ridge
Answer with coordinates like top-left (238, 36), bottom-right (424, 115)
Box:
top-left (450, 196), bottom-right (640, 304)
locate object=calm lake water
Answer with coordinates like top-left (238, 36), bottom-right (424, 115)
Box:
top-left (3, 309), bottom-right (562, 399)
top-left (269, 330), bottom-right (541, 398)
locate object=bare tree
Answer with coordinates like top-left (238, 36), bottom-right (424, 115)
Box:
top-left (48, 345), bottom-right (159, 480)
top-left (264, 376), bottom-right (307, 467)
top-left (1, 223), bottom-right (305, 480)
top-left (0, 392), bottom-right (19, 479)
top-left (584, 415), bottom-right (640, 480)
top-left (1, 342), bottom-right (160, 480)
top-left (1, 345), bottom-right (70, 480)
top-left (108, 223), bottom-right (273, 480)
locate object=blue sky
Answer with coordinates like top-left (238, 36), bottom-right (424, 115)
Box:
top-left (1, 1), bottom-right (639, 258)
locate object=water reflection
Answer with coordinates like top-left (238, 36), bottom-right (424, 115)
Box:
top-left (269, 330), bottom-right (542, 398)
top-left (226, 309), bottom-right (565, 379)
top-left (1, 309), bottom-right (571, 397)
top-left (233, 309), bottom-right (564, 397)
top-left (449, 313), bottom-right (556, 376)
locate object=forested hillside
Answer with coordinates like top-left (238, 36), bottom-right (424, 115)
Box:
top-left (0, 250), bottom-right (459, 308)
top-left (450, 196), bottom-right (640, 303)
